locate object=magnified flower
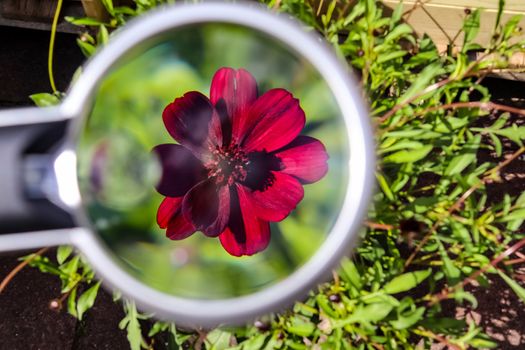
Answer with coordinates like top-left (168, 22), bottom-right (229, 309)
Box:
top-left (153, 67), bottom-right (328, 256)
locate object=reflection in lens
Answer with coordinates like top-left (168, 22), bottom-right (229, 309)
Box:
top-left (77, 23), bottom-right (349, 299)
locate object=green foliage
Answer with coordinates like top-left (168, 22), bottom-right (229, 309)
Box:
top-left (25, 0), bottom-right (525, 349)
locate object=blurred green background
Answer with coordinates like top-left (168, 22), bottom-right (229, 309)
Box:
top-left (77, 23), bottom-right (349, 299)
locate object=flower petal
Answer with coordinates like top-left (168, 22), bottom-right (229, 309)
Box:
top-left (162, 91), bottom-right (215, 153)
top-left (241, 89), bottom-right (305, 153)
top-left (219, 185), bottom-right (270, 256)
top-left (157, 197), bottom-right (195, 240)
top-left (274, 136), bottom-right (329, 184)
top-left (157, 197), bottom-right (183, 229)
top-left (249, 171), bottom-right (304, 222)
top-left (182, 180), bottom-right (230, 237)
top-left (152, 144), bottom-right (206, 197)
top-left (166, 212), bottom-right (195, 240)
top-left (210, 67), bottom-right (257, 133)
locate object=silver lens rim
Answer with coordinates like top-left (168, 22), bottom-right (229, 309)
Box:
top-left (60, 2), bottom-right (375, 327)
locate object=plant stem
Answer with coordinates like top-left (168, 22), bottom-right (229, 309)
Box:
top-left (405, 146), bottom-right (525, 268)
top-left (429, 236), bottom-right (525, 305)
top-left (418, 101), bottom-right (525, 117)
top-left (0, 247), bottom-right (50, 294)
top-left (48, 0), bottom-right (64, 93)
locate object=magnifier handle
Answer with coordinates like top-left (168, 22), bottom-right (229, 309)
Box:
top-left (0, 107), bottom-right (74, 234)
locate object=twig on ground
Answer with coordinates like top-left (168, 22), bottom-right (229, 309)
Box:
top-left (0, 247), bottom-right (50, 294)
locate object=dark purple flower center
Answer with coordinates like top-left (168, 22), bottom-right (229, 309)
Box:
top-left (206, 144), bottom-right (249, 185)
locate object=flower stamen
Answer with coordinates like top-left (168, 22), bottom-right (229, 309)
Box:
top-left (206, 144), bottom-right (249, 185)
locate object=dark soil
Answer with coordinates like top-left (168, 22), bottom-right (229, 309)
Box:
top-left (0, 24), bottom-right (524, 350)
top-left (0, 25), bottom-right (129, 350)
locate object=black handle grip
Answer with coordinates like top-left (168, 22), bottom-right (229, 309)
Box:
top-left (0, 120), bottom-right (74, 233)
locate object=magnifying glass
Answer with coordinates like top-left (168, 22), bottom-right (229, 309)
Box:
top-left (0, 2), bottom-right (374, 327)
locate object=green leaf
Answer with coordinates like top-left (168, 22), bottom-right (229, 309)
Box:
top-left (398, 63), bottom-right (443, 104)
top-left (494, 0), bottom-right (505, 33)
top-left (77, 281), bottom-right (101, 320)
top-left (489, 133), bottom-right (503, 156)
top-left (383, 269), bottom-right (432, 294)
top-left (239, 334), bottom-right (268, 350)
top-left (206, 329), bottom-right (234, 350)
top-left (287, 315), bottom-right (315, 337)
top-left (496, 270), bottom-right (525, 304)
top-left (501, 208), bottom-right (525, 222)
top-left (463, 9), bottom-right (481, 46)
top-left (333, 303), bottom-right (394, 327)
top-left (97, 25), bottom-right (109, 45)
top-left (377, 50), bottom-right (407, 63)
top-left (390, 2), bottom-right (404, 26)
top-left (121, 302), bottom-right (144, 350)
top-left (390, 306), bottom-right (425, 330)
top-left (65, 16), bottom-right (105, 26)
top-left (438, 241), bottom-right (461, 283)
top-left (376, 172), bottom-right (394, 201)
top-left (494, 125), bottom-right (525, 146)
top-left (340, 258), bottom-right (363, 290)
top-left (60, 255), bottom-right (79, 276)
top-left (57, 246), bottom-right (73, 265)
top-left (67, 286), bottom-right (78, 318)
top-left (384, 24), bottom-right (413, 43)
top-left (29, 93), bottom-right (60, 107)
top-left (100, 0), bottom-right (115, 15)
top-left (76, 38), bottom-right (96, 57)
top-left (383, 145), bottom-right (433, 163)
top-left (316, 294), bottom-right (338, 318)
top-left (445, 135), bottom-right (481, 175)
top-left (502, 15), bottom-right (523, 40)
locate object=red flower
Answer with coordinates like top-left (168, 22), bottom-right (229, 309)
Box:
top-left (153, 67), bottom-right (328, 256)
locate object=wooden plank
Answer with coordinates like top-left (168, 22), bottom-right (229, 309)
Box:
top-left (382, 0), bottom-right (525, 48)
top-left (382, 0), bottom-right (525, 79)
top-left (390, 0), bottom-right (524, 13)
top-left (81, 0), bottom-right (109, 21)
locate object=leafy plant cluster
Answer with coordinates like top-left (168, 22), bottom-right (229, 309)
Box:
top-left (23, 0), bottom-right (525, 349)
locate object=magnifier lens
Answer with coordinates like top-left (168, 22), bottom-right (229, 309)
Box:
top-left (77, 23), bottom-right (349, 299)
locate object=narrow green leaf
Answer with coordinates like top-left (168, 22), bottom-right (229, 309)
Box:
top-left (77, 281), bottom-right (101, 320)
top-left (385, 24), bottom-right (413, 43)
top-left (391, 2), bottom-right (404, 26)
top-left (340, 257), bottom-right (363, 290)
top-left (334, 303), bottom-right (393, 327)
top-left (398, 63), bottom-right (443, 104)
top-left (390, 306), bottom-right (425, 329)
top-left (206, 329), bottom-right (234, 350)
top-left (502, 15), bottom-right (523, 40)
top-left (287, 315), bottom-right (315, 337)
top-left (376, 172), bottom-right (394, 201)
top-left (377, 50), bottom-right (407, 63)
top-left (494, 0), bottom-right (505, 33)
top-left (67, 286), bottom-right (78, 318)
top-left (445, 135), bottom-right (480, 175)
top-left (494, 125), bottom-right (525, 146)
top-left (97, 25), bottom-right (109, 45)
top-left (76, 38), bottom-right (96, 57)
top-left (29, 93), bottom-right (60, 107)
top-left (316, 294), bottom-right (338, 318)
top-left (57, 246), bottom-right (73, 265)
top-left (383, 269), bottom-right (432, 294)
top-left (489, 133), bottom-right (502, 157)
top-left (497, 269), bottom-right (525, 304)
top-left (501, 208), bottom-right (525, 222)
top-left (383, 145), bottom-right (433, 163)
top-left (65, 16), bottom-right (105, 26)
top-left (100, 0), bottom-right (115, 15)
top-left (463, 9), bottom-right (481, 46)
